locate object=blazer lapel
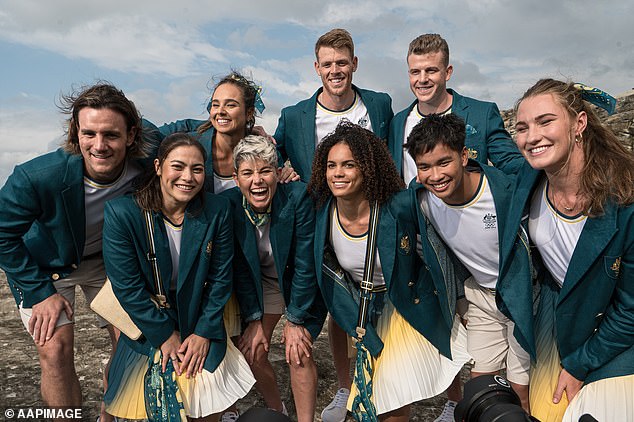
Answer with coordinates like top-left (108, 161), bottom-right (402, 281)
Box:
top-left (377, 206), bottom-right (396, 289)
top-left (234, 206), bottom-right (261, 284)
top-left (149, 212), bottom-right (175, 295)
top-left (270, 192), bottom-right (292, 277)
top-left (558, 204), bottom-right (618, 303)
top-left (62, 156), bottom-right (86, 262)
top-left (177, 211), bottom-right (208, 289)
top-left (300, 92), bottom-right (319, 170)
top-left (314, 199), bottom-right (330, 279)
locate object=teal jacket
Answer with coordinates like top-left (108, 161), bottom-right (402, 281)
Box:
top-left (412, 161), bottom-right (537, 359)
top-left (221, 183), bottom-right (327, 340)
top-left (388, 89), bottom-right (524, 177)
top-left (0, 148), bottom-right (155, 308)
top-left (315, 191), bottom-right (456, 358)
top-left (274, 86), bottom-right (393, 181)
top-left (102, 193), bottom-right (233, 372)
top-left (503, 162), bottom-right (634, 383)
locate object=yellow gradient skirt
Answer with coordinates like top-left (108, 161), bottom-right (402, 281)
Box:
top-left (106, 337), bottom-right (255, 419)
top-left (529, 283), bottom-right (568, 422)
top-left (224, 292), bottom-right (241, 338)
top-left (348, 300), bottom-right (471, 415)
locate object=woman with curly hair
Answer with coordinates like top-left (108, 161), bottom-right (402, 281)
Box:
top-left (308, 121), bottom-right (470, 422)
top-left (510, 78), bottom-right (634, 421)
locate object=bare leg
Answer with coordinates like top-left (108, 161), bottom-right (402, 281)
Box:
top-left (509, 381), bottom-right (530, 413)
top-left (379, 405), bottom-right (410, 422)
top-left (250, 314), bottom-right (284, 411)
top-left (328, 317), bottom-right (352, 389)
top-left (37, 324), bottom-right (81, 421)
top-left (446, 374), bottom-right (463, 402)
top-left (100, 325), bottom-right (120, 422)
top-left (289, 351), bottom-right (317, 422)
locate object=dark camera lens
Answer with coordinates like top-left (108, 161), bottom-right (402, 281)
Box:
top-left (455, 375), bottom-right (532, 422)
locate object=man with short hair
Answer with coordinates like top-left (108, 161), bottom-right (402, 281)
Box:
top-left (272, 28), bottom-right (393, 422)
top-left (405, 113), bottom-right (534, 415)
top-left (389, 33), bottom-right (523, 422)
top-left (274, 28), bottom-right (393, 182)
top-left (389, 33), bottom-right (523, 186)
top-left (0, 83), bottom-right (155, 421)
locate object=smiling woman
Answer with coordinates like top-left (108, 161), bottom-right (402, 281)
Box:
top-left (102, 133), bottom-right (256, 421)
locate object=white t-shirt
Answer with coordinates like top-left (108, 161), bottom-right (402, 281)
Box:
top-left (329, 203), bottom-right (385, 287)
top-left (529, 179), bottom-right (587, 287)
top-left (255, 222), bottom-right (279, 289)
top-left (83, 160), bottom-right (142, 257)
top-left (213, 171), bottom-right (236, 193)
top-left (164, 218), bottom-right (182, 291)
top-left (402, 105), bottom-right (452, 185)
top-left (315, 92), bottom-right (372, 146)
top-left (419, 173), bottom-right (500, 289)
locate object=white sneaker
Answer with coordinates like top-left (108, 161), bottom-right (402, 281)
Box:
top-left (433, 400), bottom-right (457, 422)
top-left (321, 388), bottom-right (350, 422)
top-left (220, 410), bottom-right (240, 422)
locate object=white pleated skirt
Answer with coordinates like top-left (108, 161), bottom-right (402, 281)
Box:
top-left (348, 300), bottom-right (471, 415)
top-left (106, 336), bottom-right (255, 419)
top-left (562, 373), bottom-right (634, 422)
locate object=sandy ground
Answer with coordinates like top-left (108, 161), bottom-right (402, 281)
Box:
top-left (0, 271), bottom-right (466, 421)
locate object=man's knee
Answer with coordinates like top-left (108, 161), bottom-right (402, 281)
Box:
top-left (37, 325), bottom-right (75, 370)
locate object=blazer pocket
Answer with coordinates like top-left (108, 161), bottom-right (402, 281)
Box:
top-left (603, 255), bottom-right (622, 279)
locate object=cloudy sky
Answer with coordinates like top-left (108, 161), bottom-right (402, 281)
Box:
top-left (1, 0), bottom-right (632, 183)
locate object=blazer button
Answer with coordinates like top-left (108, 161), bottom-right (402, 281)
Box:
top-left (413, 298), bottom-right (420, 305)
top-left (433, 290), bottom-right (439, 296)
top-left (52, 273), bottom-right (60, 281)
top-left (595, 312), bottom-right (604, 319)
top-left (71, 264), bottom-right (78, 269)
top-left (408, 280), bottom-right (415, 287)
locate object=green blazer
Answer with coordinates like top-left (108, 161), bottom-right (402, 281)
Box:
top-left (503, 162), bottom-right (634, 383)
top-left (412, 161), bottom-right (537, 359)
top-left (388, 89), bottom-right (524, 178)
top-left (221, 183), bottom-right (327, 340)
top-left (0, 148), bottom-right (155, 308)
top-left (274, 85), bottom-right (393, 181)
top-left (315, 191), bottom-right (454, 358)
top-left (102, 193), bottom-right (233, 373)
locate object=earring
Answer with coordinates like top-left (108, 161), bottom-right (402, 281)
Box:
top-left (575, 133), bottom-right (583, 143)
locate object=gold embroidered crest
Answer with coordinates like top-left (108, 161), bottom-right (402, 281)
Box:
top-left (611, 257), bottom-right (621, 277)
top-left (205, 241), bottom-right (213, 256)
top-left (468, 148), bottom-right (478, 160)
top-left (400, 234), bottom-right (410, 254)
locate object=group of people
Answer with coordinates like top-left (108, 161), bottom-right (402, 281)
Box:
top-left (0, 27), bottom-right (632, 422)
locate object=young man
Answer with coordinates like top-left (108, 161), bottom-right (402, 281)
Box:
top-left (405, 114), bottom-right (535, 415)
top-left (274, 28), bottom-right (393, 182)
top-left (0, 84), bottom-right (155, 421)
top-left (273, 28), bottom-right (393, 422)
top-left (389, 33), bottom-right (523, 185)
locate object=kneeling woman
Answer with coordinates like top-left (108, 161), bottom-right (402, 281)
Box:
top-left (308, 121), bottom-right (470, 421)
top-left (102, 133), bottom-right (255, 421)
top-left (221, 135), bottom-right (326, 422)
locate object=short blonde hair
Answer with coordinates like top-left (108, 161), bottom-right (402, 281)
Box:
top-left (233, 135), bottom-right (278, 171)
top-left (315, 28), bottom-right (355, 59)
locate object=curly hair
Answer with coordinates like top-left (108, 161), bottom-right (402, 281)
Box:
top-left (198, 70), bottom-right (260, 135)
top-left (516, 78), bottom-right (634, 216)
top-left (307, 120), bottom-right (404, 208)
top-left (59, 82), bottom-right (146, 158)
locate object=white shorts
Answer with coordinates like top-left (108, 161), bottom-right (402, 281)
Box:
top-left (464, 277), bottom-right (530, 385)
top-left (19, 255), bottom-right (109, 330)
